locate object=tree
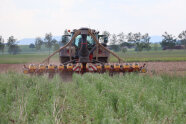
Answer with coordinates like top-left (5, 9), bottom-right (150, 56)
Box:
top-left (44, 33), bottom-right (56, 55)
top-left (110, 34), bottom-right (120, 52)
top-left (7, 36), bottom-right (20, 54)
top-left (125, 32), bottom-right (136, 48)
top-left (0, 36), bottom-right (5, 54)
top-left (29, 43), bottom-right (35, 51)
top-left (133, 32), bottom-right (143, 51)
top-left (126, 32), bottom-right (151, 51)
top-left (117, 32), bottom-right (125, 44)
top-left (51, 39), bottom-right (58, 51)
top-left (126, 32), bottom-right (135, 42)
top-left (7, 36), bottom-right (15, 54)
top-left (12, 45), bottom-right (21, 54)
top-left (110, 34), bottom-right (117, 45)
top-left (178, 30), bottom-right (186, 49)
top-left (117, 32), bottom-right (128, 53)
top-left (35, 37), bottom-right (43, 50)
top-left (160, 32), bottom-right (176, 49)
top-left (141, 33), bottom-right (151, 51)
top-left (53, 43), bottom-right (60, 51)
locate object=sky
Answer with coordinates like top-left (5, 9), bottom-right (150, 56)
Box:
top-left (0, 0), bottom-right (186, 40)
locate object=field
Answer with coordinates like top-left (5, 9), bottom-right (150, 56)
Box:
top-left (1, 49), bottom-right (186, 75)
top-left (0, 72), bottom-right (185, 124)
top-left (0, 50), bottom-right (186, 64)
top-left (0, 49), bottom-right (186, 124)
top-left (0, 54), bottom-right (59, 64)
top-left (111, 50), bottom-right (186, 62)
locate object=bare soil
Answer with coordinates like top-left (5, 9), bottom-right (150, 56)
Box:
top-left (0, 64), bottom-right (23, 73)
top-left (0, 62), bottom-right (186, 76)
top-left (143, 61), bottom-right (186, 76)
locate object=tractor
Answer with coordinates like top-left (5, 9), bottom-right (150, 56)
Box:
top-left (23, 28), bottom-right (147, 78)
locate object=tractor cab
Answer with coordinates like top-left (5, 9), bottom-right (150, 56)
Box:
top-left (59, 28), bottom-right (109, 64)
top-left (74, 35), bottom-right (96, 50)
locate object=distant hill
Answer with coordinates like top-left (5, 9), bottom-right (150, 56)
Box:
top-left (16, 36), bottom-right (61, 45)
top-left (16, 38), bottom-right (37, 45)
top-left (16, 35), bottom-right (163, 45)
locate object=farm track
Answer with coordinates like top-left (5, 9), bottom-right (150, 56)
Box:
top-left (0, 61), bottom-right (186, 76)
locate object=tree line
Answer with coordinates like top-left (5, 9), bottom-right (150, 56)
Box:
top-left (0, 29), bottom-right (70, 55)
top-left (103, 30), bottom-right (186, 52)
top-left (106, 32), bottom-right (151, 52)
top-left (30, 29), bottom-right (70, 55)
top-left (0, 30), bottom-right (186, 55)
top-left (161, 31), bottom-right (186, 50)
top-left (0, 36), bottom-right (21, 54)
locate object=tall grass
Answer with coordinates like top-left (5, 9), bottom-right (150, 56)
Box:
top-left (0, 72), bottom-right (185, 123)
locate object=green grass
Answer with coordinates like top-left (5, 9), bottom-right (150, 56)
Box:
top-left (110, 50), bottom-right (186, 62)
top-left (3, 45), bottom-right (51, 54)
top-left (0, 49), bottom-right (186, 64)
top-left (0, 54), bottom-right (58, 64)
top-left (0, 72), bottom-right (185, 123)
